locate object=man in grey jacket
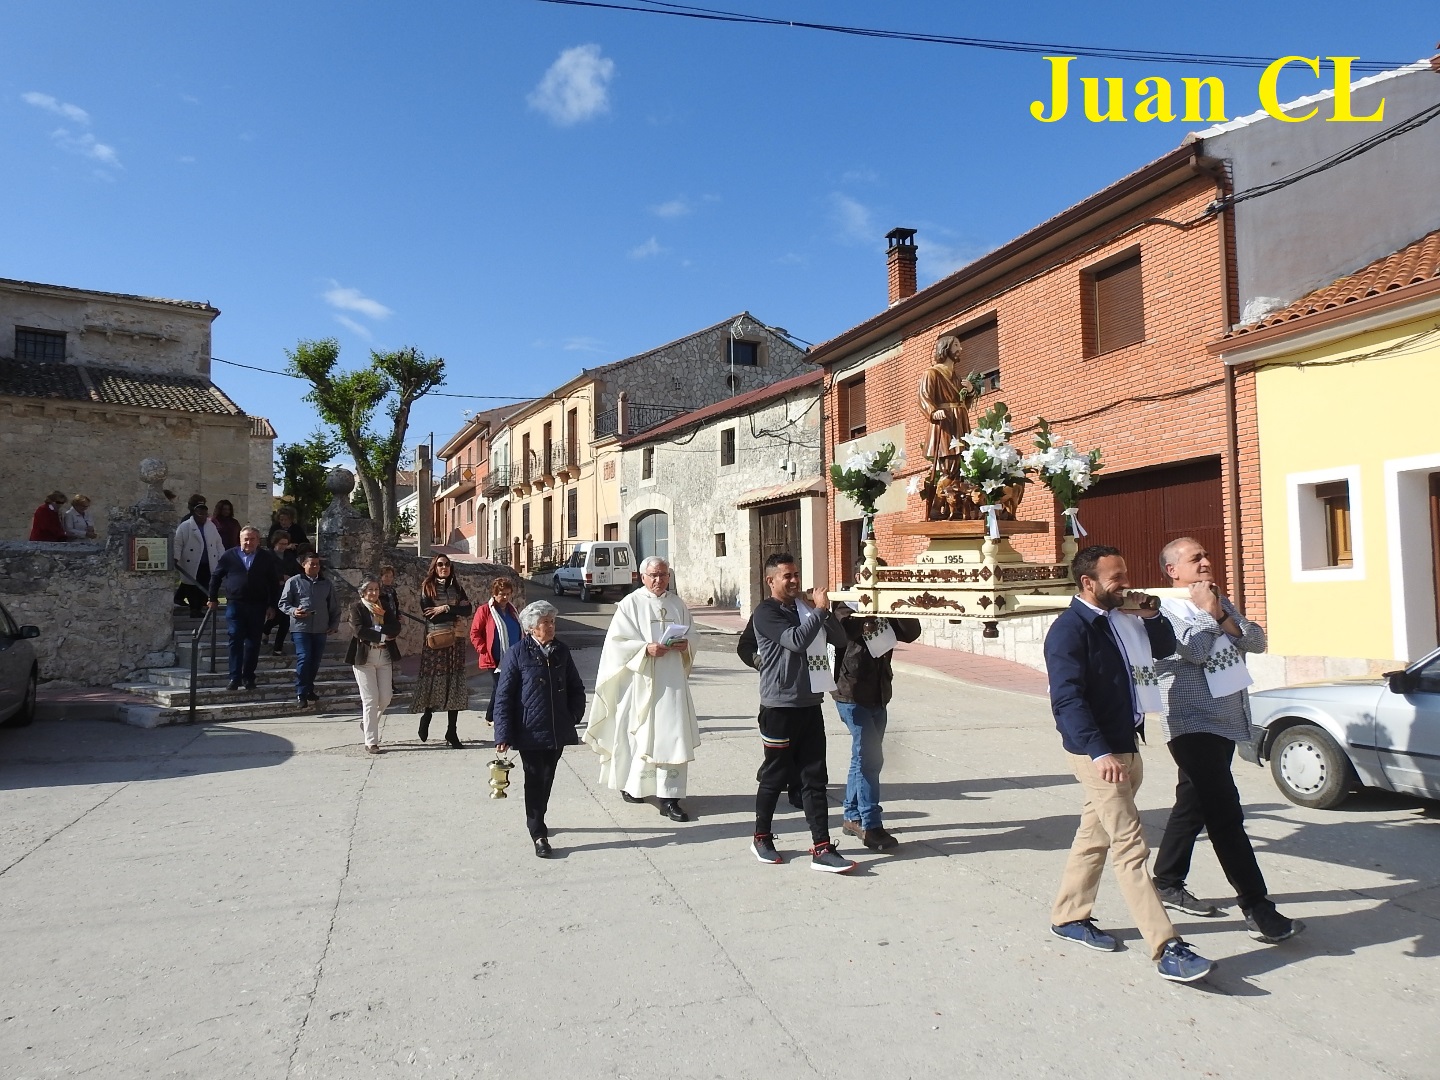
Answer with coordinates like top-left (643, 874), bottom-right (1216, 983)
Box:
top-left (749, 553), bottom-right (854, 873)
top-left (278, 552), bottom-right (341, 709)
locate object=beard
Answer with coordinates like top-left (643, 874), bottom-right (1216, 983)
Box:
top-left (1092, 584), bottom-right (1126, 610)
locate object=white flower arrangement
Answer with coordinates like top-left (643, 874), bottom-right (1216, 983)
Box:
top-left (956, 402), bottom-right (1027, 503)
top-left (1022, 417), bottom-right (1102, 510)
top-left (830, 442), bottom-right (906, 517)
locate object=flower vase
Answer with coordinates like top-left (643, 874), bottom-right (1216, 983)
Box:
top-left (1061, 511), bottom-right (1079, 564)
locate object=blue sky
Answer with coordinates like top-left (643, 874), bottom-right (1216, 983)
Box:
top-left (2, 2), bottom-right (1431, 466)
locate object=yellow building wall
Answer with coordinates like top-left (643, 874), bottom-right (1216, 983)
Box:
top-left (1257, 312), bottom-right (1440, 662)
top-left (506, 383), bottom-right (599, 564)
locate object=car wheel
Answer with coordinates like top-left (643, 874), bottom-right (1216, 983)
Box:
top-left (2, 667), bottom-right (37, 728)
top-left (1269, 723), bottom-right (1356, 809)
top-left (579, 583), bottom-right (593, 603)
top-left (552, 575), bottom-right (564, 596)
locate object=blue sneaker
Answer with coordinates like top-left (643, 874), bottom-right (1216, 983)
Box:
top-left (1051, 919), bottom-right (1117, 952)
top-left (1156, 939), bottom-right (1214, 983)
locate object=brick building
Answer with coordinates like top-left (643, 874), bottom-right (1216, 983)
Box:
top-left (812, 147), bottom-right (1256, 614)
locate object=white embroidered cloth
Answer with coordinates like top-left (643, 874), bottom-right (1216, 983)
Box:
top-left (1106, 610), bottom-right (1164, 715)
top-left (1161, 598), bottom-right (1254, 698)
top-left (795, 598), bottom-right (836, 692)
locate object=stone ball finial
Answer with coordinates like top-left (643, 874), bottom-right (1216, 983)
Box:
top-left (139, 458), bottom-right (168, 485)
top-left (326, 467), bottom-right (356, 496)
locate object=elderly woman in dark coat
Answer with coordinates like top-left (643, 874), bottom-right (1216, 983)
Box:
top-left (493, 600), bottom-right (587, 858)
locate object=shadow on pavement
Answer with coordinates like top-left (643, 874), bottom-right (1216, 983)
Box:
top-left (0, 716), bottom-right (296, 791)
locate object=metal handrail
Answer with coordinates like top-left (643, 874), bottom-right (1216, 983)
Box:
top-left (188, 604), bottom-right (217, 724)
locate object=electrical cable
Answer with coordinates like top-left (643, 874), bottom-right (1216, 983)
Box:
top-left (536, 0), bottom-right (1409, 71)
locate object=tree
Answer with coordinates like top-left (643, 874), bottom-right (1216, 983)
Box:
top-left (285, 339), bottom-right (446, 543)
top-left (274, 430), bottom-right (342, 531)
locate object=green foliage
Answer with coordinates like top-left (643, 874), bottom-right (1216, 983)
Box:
top-left (274, 430), bottom-right (342, 529)
top-left (284, 339), bottom-right (446, 543)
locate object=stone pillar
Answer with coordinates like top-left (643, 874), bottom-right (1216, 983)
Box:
top-left (415, 443), bottom-right (433, 557)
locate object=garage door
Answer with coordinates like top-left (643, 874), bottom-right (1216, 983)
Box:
top-left (1077, 458), bottom-right (1226, 591)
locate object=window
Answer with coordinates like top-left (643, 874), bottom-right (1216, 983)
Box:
top-left (566, 408), bottom-right (579, 466)
top-left (720, 428), bottom-right (737, 467)
top-left (715, 533), bottom-right (727, 557)
top-left (542, 496), bottom-right (553, 546)
top-left (465, 499), bottom-right (474, 523)
top-left (730, 340), bottom-right (759, 366)
top-left (949, 317), bottom-right (999, 392)
top-left (839, 375), bottom-right (866, 440)
top-left (1288, 468), bottom-right (1363, 581)
top-left (642, 447), bottom-right (654, 480)
top-left (16, 328), bottom-right (65, 363)
top-left (1316, 481), bottom-right (1353, 568)
top-left (521, 504), bottom-right (531, 538)
top-left (567, 487), bottom-right (578, 538)
top-left (1084, 252), bottom-right (1145, 356)
top-left (593, 547), bottom-right (610, 566)
top-left (613, 546), bottom-right (629, 566)
top-left (603, 522), bottom-right (619, 540)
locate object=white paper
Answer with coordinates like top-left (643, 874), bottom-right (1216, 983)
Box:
top-left (660, 623), bottom-right (689, 646)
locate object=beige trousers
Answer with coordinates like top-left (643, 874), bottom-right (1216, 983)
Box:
top-left (1051, 750), bottom-right (1176, 961)
top-left (353, 652), bottom-right (393, 748)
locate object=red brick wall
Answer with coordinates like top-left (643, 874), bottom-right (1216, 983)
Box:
top-left (824, 175), bottom-right (1259, 604)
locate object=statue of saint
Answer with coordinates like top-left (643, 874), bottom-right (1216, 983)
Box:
top-left (919, 334), bottom-right (976, 482)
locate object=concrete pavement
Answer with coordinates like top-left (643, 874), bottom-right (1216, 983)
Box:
top-left (2, 626), bottom-right (1438, 1079)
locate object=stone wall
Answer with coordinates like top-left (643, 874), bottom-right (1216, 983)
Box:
top-left (1, 398), bottom-right (258, 541)
top-left (0, 467), bottom-right (178, 686)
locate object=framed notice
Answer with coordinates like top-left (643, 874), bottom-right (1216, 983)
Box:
top-left (131, 536), bottom-right (170, 572)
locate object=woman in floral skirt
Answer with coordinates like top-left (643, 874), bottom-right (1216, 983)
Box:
top-left (409, 555), bottom-right (473, 747)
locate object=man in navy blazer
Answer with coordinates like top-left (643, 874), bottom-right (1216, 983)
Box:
top-left (1044, 544), bottom-right (1214, 984)
top-left (208, 526), bottom-right (282, 691)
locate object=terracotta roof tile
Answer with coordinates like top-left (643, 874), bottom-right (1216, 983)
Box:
top-left (1232, 229), bottom-right (1440, 335)
top-left (87, 366), bottom-right (242, 414)
top-left (0, 358), bottom-right (88, 400)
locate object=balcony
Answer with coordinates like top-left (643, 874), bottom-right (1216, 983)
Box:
top-left (481, 467), bottom-right (513, 499)
top-left (550, 442), bottom-right (578, 482)
top-left (437, 463), bottom-right (477, 496)
top-left (593, 402), bottom-right (686, 440)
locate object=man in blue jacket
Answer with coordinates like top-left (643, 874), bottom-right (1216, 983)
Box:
top-left (207, 526), bottom-right (281, 691)
top-left (1044, 544), bottom-right (1215, 984)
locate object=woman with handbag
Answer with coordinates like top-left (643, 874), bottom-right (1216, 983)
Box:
top-left (493, 600), bottom-right (587, 858)
top-left (347, 578), bottom-right (401, 754)
top-left (408, 554), bottom-right (473, 747)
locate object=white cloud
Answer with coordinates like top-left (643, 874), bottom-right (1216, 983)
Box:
top-left (562, 336), bottom-right (605, 353)
top-left (652, 197), bottom-right (691, 219)
top-left (334, 314), bottom-right (373, 340)
top-left (323, 282), bottom-right (393, 320)
top-left (178, 155), bottom-right (197, 165)
top-left (528, 44), bottom-right (615, 126)
top-left (51, 129), bottom-right (121, 167)
top-left (840, 168), bottom-right (879, 185)
top-left (22, 92), bottom-right (90, 125)
top-left (630, 237), bottom-right (664, 259)
top-left (915, 227), bottom-right (995, 283)
top-left (830, 193), bottom-right (874, 244)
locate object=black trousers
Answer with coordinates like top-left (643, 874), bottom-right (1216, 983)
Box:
top-left (755, 705), bottom-right (830, 844)
top-left (1153, 731), bottom-right (1270, 912)
top-left (519, 747), bottom-right (564, 839)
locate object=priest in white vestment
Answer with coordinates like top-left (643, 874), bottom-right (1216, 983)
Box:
top-left (583, 556), bottom-right (702, 822)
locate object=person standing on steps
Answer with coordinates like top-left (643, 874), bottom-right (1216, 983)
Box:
top-left (409, 555), bottom-right (473, 747)
top-left (207, 526), bottom-right (282, 692)
top-left (278, 552), bottom-right (341, 710)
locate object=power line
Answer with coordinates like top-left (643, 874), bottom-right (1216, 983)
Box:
top-left (210, 356), bottom-right (539, 400)
top-left (536, 0), bottom-right (1409, 71)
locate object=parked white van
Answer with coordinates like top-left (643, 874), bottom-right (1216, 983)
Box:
top-left (552, 541), bottom-right (638, 602)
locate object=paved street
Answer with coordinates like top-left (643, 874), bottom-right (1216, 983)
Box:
top-left (2, 613), bottom-right (1438, 1080)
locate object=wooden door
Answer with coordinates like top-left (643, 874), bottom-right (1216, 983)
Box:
top-left (757, 501), bottom-right (802, 598)
top-left (1077, 458), bottom-right (1225, 590)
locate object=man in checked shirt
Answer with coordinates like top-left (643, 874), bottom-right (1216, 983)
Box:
top-left (1152, 537), bottom-right (1306, 945)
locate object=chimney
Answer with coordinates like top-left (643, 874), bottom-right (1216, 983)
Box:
top-left (885, 227), bottom-right (918, 306)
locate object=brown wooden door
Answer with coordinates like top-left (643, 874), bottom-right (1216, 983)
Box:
top-left (1077, 458), bottom-right (1225, 590)
top-left (1429, 472), bottom-right (1440, 642)
top-left (757, 501), bottom-right (802, 599)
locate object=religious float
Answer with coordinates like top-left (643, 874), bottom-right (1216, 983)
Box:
top-left (828, 332), bottom-right (1122, 635)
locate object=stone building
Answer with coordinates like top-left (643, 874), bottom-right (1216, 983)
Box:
top-left (479, 313), bottom-right (809, 574)
top-left (614, 369), bottom-right (825, 614)
top-left (0, 277), bottom-right (274, 537)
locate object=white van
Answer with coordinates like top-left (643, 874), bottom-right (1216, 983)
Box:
top-left (552, 541), bottom-right (638, 602)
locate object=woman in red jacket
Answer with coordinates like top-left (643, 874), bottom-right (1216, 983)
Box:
top-left (29, 491), bottom-right (68, 542)
top-left (470, 576), bottom-right (521, 731)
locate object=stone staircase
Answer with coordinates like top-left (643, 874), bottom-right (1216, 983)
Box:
top-left (112, 615), bottom-right (414, 728)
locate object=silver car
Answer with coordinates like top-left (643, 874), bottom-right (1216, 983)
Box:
top-left (0, 600), bottom-right (40, 728)
top-left (1247, 647), bottom-right (1440, 808)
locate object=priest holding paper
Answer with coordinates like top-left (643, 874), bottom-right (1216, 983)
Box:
top-left (583, 556), bottom-right (701, 822)
top-left (1152, 537), bottom-right (1305, 945)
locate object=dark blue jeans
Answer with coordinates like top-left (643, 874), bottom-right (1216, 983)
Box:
top-left (292, 632), bottom-right (328, 699)
top-left (225, 602), bottom-right (267, 683)
top-left (835, 701), bottom-right (888, 829)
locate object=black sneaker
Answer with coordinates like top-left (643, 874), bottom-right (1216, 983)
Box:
top-left (226, 680), bottom-right (241, 691)
top-left (1244, 905), bottom-right (1306, 944)
top-left (750, 834), bottom-right (782, 864)
top-left (1157, 884), bottom-right (1222, 918)
top-left (809, 842), bottom-right (857, 874)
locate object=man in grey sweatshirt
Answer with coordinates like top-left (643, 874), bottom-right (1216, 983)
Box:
top-left (749, 553), bottom-right (854, 873)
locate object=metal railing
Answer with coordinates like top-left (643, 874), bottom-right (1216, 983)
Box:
top-left (593, 402), bottom-right (687, 439)
top-left (481, 467), bottom-right (513, 498)
top-left (187, 604), bottom-right (219, 724)
top-left (530, 541), bottom-right (574, 571)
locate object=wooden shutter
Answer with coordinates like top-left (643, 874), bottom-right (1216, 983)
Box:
top-left (957, 318), bottom-right (999, 379)
top-left (842, 376), bottom-right (866, 440)
top-left (1092, 253), bottom-right (1145, 355)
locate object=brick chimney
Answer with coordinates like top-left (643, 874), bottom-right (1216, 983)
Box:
top-left (886, 227), bottom-right (917, 306)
